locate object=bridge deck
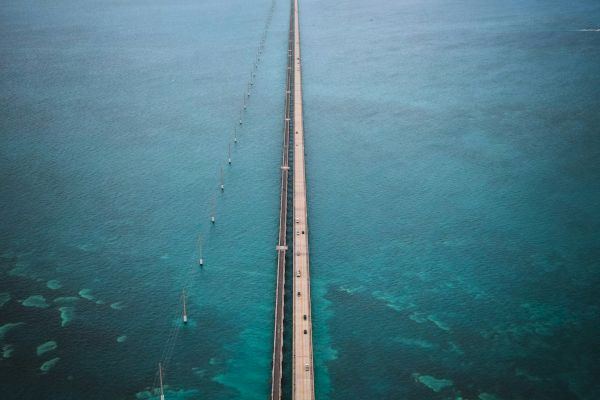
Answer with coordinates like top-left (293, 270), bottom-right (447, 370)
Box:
top-left (291, 0), bottom-right (315, 399)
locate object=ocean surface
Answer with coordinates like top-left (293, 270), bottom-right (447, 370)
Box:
top-left (1, 0), bottom-right (599, 399)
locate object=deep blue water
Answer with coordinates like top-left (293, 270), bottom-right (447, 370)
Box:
top-left (1, 0), bottom-right (600, 399)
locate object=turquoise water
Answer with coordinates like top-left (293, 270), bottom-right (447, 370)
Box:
top-left (301, 0), bottom-right (600, 399)
top-left (1, 0), bottom-right (600, 399)
top-left (1, 0), bottom-right (288, 398)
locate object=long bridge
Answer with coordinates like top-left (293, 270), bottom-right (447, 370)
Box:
top-left (270, 0), bottom-right (315, 399)
top-left (290, 0), bottom-right (315, 397)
